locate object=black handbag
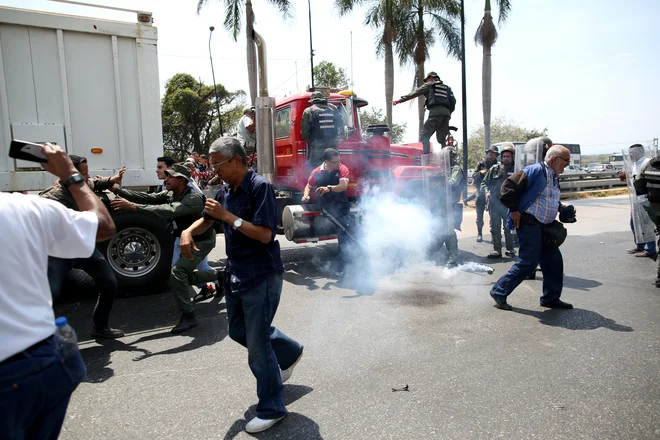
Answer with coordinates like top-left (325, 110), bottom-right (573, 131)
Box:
top-left (541, 220), bottom-right (567, 247)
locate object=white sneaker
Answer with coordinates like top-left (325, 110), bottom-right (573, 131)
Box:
top-left (245, 415), bottom-right (285, 433)
top-left (280, 345), bottom-right (304, 384)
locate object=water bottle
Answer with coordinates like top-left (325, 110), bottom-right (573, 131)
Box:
top-left (55, 317), bottom-right (79, 359)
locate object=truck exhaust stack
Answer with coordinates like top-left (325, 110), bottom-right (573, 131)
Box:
top-left (252, 29), bottom-right (276, 183)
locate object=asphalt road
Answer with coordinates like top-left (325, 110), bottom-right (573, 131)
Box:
top-left (56, 196), bottom-right (660, 439)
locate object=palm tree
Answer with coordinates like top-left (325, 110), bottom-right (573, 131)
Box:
top-left (474, 0), bottom-right (511, 152)
top-left (196, 0), bottom-right (294, 105)
top-left (393, 0), bottom-right (462, 136)
top-left (336, 1), bottom-right (401, 130)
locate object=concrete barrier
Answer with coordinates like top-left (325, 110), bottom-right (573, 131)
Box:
top-left (559, 172), bottom-right (626, 192)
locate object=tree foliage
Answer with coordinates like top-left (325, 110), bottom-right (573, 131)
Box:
top-left (391, 0), bottom-right (462, 134)
top-left (196, 0), bottom-right (294, 42)
top-left (359, 106), bottom-right (406, 144)
top-left (161, 73), bottom-right (245, 159)
top-left (467, 116), bottom-right (547, 167)
top-left (313, 61), bottom-right (350, 89)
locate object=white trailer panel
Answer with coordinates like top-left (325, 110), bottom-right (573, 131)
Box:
top-left (0, 6), bottom-right (162, 191)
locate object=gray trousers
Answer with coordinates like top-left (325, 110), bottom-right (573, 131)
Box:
top-left (489, 199), bottom-right (514, 252)
top-left (420, 114), bottom-right (450, 154)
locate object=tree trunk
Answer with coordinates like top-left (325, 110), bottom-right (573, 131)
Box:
top-left (246, 0), bottom-right (257, 105)
top-left (417, 63), bottom-right (425, 140)
top-left (383, 17), bottom-right (395, 130)
top-left (482, 42), bottom-right (492, 151)
top-left (416, 5), bottom-right (425, 139)
top-left (384, 36), bottom-right (394, 130)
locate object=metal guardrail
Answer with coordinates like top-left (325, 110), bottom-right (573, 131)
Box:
top-left (559, 171), bottom-right (625, 192)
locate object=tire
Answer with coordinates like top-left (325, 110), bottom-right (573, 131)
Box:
top-left (97, 211), bottom-right (174, 297)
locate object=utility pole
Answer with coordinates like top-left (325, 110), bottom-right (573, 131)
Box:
top-left (307, 0), bottom-right (315, 89)
top-left (350, 31), bottom-right (354, 88)
top-left (208, 26), bottom-right (223, 135)
top-left (460, 0), bottom-right (469, 200)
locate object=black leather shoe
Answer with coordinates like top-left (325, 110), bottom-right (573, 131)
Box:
top-left (491, 295), bottom-right (513, 310)
top-left (91, 327), bottom-right (125, 339)
top-left (655, 279), bottom-right (660, 288)
top-left (171, 312), bottom-right (198, 334)
top-left (526, 272), bottom-right (536, 280)
top-left (541, 300), bottom-right (573, 309)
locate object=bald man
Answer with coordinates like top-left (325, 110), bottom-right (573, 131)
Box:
top-left (489, 146), bottom-right (577, 311)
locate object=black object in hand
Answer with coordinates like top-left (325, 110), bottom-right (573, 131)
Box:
top-left (559, 205), bottom-right (577, 223)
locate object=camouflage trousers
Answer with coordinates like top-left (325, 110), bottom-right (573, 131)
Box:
top-left (420, 115), bottom-right (450, 154)
top-left (308, 139), bottom-right (338, 169)
top-left (489, 199), bottom-right (514, 253)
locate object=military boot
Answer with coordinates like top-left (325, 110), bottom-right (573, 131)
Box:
top-left (171, 311), bottom-right (198, 334)
top-left (488, 249), bottom-right (502, 259)
top-left (446, 235), bottom-right (459, 267)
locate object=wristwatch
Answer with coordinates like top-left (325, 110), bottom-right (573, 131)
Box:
top-left (233, 218), bottom-right (243, 230)
top-left (62, 173), bottom-right (85, 188)
top-left (327, 185), bottom-right (333, 191)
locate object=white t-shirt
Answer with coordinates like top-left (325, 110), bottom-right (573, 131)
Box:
top-left (237, 115), bottom-right (256, 147)
top-left (0, 192), bottom-right (98, 362)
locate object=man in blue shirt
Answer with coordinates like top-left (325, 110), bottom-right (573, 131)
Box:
top-left (180, 137), bottom-right (304, 434)
top-left (490, 145), bottom-right (577, 311)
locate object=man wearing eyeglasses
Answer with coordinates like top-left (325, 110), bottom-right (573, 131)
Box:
top-left (180, 137), bottom-right (304, 434)
top-left (302, 148), bottom-right (353, 271)
top-left (490, 145), bottom-right (577, 311)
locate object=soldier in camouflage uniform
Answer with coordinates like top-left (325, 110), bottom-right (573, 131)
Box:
top-left (473, 146), bottom-right (499, 242)
top-left (634, 154), bottom-right (660, 287)
top-left (393, 71), bottom-right (456, 165)
top-left (109, 163), bottom-right (218, 334)
top-left (301, 91), bottom-right (343, 168)
top-left (482, 145), bottom-right (516, 259)
top-left (430, 147), bottom-right (465, 267)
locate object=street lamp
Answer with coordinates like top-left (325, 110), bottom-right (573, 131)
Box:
top-left (209, 26), bottom-right (224, 136)
top-left (307, 0), bottom-right (314, 88)
top-left (460, 1), bottom-right (468, 200)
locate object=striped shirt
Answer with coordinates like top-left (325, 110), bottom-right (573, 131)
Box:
top-left (525, 164), bottom-right (560, 224)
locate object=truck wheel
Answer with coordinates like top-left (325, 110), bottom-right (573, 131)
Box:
top-left (98, 211), bottom-right (173, 296)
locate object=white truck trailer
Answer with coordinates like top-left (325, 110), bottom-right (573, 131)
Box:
top-left (0, 6), bottom-right (174, 294)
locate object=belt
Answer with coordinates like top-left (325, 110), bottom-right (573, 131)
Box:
top-left (0, 336), bottom-right (53, 367)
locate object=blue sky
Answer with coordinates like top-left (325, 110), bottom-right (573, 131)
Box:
top-left (2, 0), bottom-right (658, 155)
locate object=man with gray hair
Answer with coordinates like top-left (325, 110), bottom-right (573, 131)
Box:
top-left (237, 106), bottom-right (256, 157)
top-left (489, 145), bottom-right (577, 311)
top-left (180, 137), bottom-right (304, 434)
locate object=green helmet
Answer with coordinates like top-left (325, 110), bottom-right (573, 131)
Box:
top-left (164, 163), bottom-right (191, 182)
top-left (424, 71), bottom-right (440, 80)
top-left (487, 146), bottom-right (499, 155)
top-left (308, 91), bottom-right (327, 104)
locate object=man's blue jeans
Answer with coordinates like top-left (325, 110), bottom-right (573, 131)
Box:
top-left (491, 214), bottom-right (564, 304)
top-left (630, 216), bottom-right (657, 254)
top-left (225, 273), bottom-right (302, 420)
top-left (0, 335), bottom-right (86, 439)
top-left (48, 248), bottom-right (117, 329)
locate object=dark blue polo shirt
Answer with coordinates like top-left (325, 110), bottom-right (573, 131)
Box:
top-left (205, 169), bottom-right (283, 293)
